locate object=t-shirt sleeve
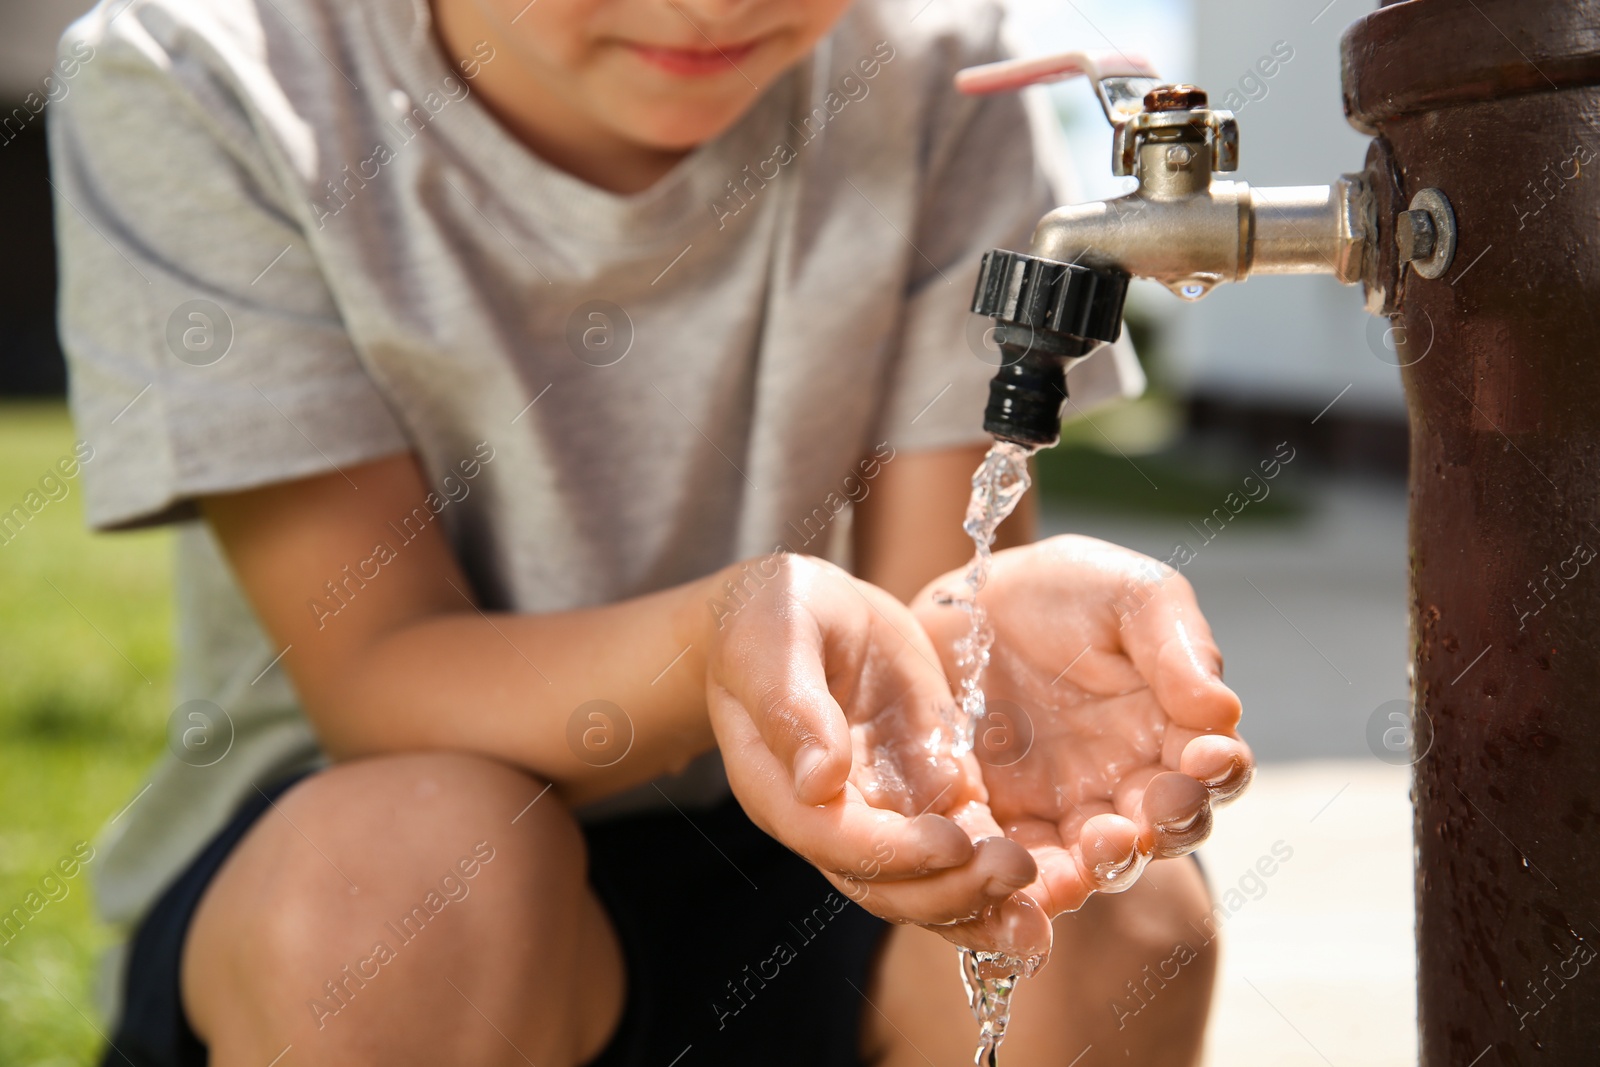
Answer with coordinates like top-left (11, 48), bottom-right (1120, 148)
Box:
top-left (50, 6), bottom-right (411, 531)
top-left (875, 21), bottom-right (1143, 453)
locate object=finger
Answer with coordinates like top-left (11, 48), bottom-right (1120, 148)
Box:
top-left (1154, 627), bottom-right (1243, 729)
top-left (835, 812), bottom-right (979, 880)
top-left (1024, 844), bottom-right (1096, 917)
top-left (1111, 763), bottom-right (1165, 816)
top-left (1161, 725), bottom-right (1215, 770)
top-left (712, 614), bottom-right (853, 805)
top-left (1078, 812), bottom-right (1148, 892)
top-left (1112, 763), bottom-right (1211, 857)
top-left (1180, 733), bottom-right (1255, 806)
top-left (938, 892), bottom-right (1055, 965)
top-left (832, 836), bottom-right (1037, 926)
top-left (796, 796), bottom-right (980, 879)
top-left (1138, 771), bottom-right (1213, 857)
top-left (709, 687), bottom-right (975, 877)
top-left (945, 794), bottom-right (1008, 843)
top-left (1119, 584), bottom-right (1242, 731)
top-left (772, 784), bottom-right (981, 879)
top-left (907, 584), bottom-right (969, 679)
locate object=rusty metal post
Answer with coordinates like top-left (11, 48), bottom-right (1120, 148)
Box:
top-left (1342, 2), bottom-right (1600, 1062)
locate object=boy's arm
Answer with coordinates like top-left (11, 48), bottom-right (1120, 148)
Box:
top-left (205, 449), bottom-right (1045, 947)
top-left (202, 452), bottom-right (723, 806)
top-left (852, 443), bottom-right (1037, 602)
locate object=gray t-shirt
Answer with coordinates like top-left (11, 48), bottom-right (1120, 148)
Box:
top-left (52, 0), bottom-right (1142, 949)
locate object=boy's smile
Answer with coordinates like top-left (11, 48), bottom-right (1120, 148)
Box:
top-left (432, 0), bottom-right (854, 193)
top-left (622, 38), bottom-right (767, 77)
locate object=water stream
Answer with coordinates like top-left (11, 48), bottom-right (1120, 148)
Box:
top-left (935, 440), bottom-right (1039, 1065)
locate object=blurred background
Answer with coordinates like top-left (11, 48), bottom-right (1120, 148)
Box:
top-left (0, 1), bottom-right (1413, 1064)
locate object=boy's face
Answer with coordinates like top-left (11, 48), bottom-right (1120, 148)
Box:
top-left (471, 0), bottom-right (856, 150)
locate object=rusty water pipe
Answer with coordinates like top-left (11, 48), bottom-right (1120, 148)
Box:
top-left (1344, 1), bottom-right (1600, 1061)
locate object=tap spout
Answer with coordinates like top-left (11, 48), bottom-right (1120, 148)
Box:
top-left (1030, 176), bottom-right (1372, 302)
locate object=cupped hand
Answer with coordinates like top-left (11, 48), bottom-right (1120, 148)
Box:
top-left (705, 553), bottom-right (1040, 944)
top-left (913, 535), bottom-right (1253, 960)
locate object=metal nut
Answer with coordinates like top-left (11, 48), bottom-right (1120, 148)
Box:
top-left (1396, 209), bottom-right (1437, 262)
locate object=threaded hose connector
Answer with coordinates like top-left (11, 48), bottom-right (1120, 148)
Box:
top-left (970, 250), bottom-right (1130, 447)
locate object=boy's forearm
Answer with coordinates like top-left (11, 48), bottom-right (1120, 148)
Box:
top-left (202, 458), bottom-right (741, 805)
top-left (311, 563), bottom-right (729, 805)
top-left (852, 444), bottom-right (1038, 602)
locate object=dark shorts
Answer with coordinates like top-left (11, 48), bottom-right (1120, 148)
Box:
top-left (101, 775), bottom-right (890, 1067)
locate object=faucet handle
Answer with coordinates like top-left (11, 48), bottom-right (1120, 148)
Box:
top-left (955, 50), bottom-right (1161, 127)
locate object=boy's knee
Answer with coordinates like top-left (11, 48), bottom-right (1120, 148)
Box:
top-left (188, 754), bottom-right (585, 1018)
top-left (1061, 857), bottom-right (1219, 979)
top-left (287, 752), bottom-right (589, 913)
top-left (283, 751), bottom-right (563, 830)
top-left (184, 755), bottom-right (620, 1063)
top-left (1036, 860), bottom-right (1217, 1058)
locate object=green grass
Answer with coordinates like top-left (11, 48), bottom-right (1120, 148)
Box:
top-left (1028, 389), bottom-right (1307, 521)
top-left (0, 401), bottom-right (173, 1066)
top-left (1036, 440), bottom-right (1306, 520)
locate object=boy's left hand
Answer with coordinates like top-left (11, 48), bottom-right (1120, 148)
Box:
top-left (913, 534), bottom-right (1253, 961)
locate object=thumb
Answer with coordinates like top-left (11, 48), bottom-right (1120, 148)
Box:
top-left (1120, 580), bottom-right (1242, 731)
top-left (1151, 621), bottom-right (1242, 731)
top-left (713, 603), bottom-right (853, 806)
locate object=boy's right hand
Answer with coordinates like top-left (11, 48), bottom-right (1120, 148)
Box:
top-left (706, 554), bottom-right (1039, 942)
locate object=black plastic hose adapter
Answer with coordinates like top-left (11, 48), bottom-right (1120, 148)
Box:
top-left (970, 250), bottom-right (1131, 448)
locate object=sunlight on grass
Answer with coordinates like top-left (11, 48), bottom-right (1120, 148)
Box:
top-left (0, 401), bottom-right (174, 1066)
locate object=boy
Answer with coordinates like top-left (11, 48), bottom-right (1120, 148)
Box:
top-left (51, 0), bottom-right (1253, 1064)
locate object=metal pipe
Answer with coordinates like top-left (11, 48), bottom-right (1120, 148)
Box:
top-left (1029, 177), bottom-right (1369, 300)
top-left (1248, 181), bottom-right (1365, 279)
top-left (1343, 0), bottom-right (1600, 1061)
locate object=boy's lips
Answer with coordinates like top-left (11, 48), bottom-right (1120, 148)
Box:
top-left (624, 39), bottom-right (762, 77)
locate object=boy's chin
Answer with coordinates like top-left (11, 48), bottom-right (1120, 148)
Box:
top-left (607, 98), bottom-right (762, 154)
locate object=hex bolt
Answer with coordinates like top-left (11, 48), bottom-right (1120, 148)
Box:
top-left (1144, 84), bottom-right (1208, 112)
top-left (1396, 208), bottom-right (1438, 263)
top-left (1404, 188), bottom-right (1457, 280)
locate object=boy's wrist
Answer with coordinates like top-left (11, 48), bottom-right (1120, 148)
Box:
top-left (663, 558), bottom-right (751, 754)
top-left (672, 552), bottom-right (797, 742)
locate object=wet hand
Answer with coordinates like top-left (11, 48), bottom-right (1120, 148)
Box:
top-left (913, 535), bottom-right (1252, 959)
top-left (705, 554), bottom-right (1039, 934)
